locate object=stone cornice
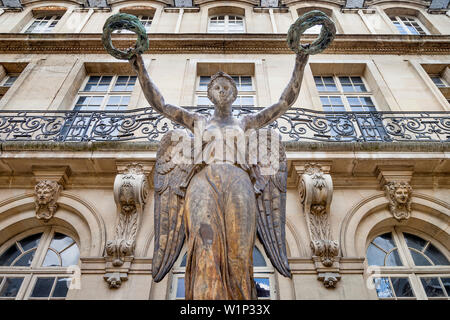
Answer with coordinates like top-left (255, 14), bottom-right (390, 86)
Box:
top-left (0, 33), bottom-right (448, 55)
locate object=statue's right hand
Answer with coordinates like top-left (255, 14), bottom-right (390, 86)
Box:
top-left (129, 54), bottom-right (144, 73)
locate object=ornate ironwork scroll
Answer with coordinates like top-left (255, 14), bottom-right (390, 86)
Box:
top-left (0, 108), bottom-right (448, 143)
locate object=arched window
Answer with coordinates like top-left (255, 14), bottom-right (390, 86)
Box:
top-left (208, 15), bottom-right (245, 33)
top-left (367, 228), bottom-right (449, 300)
top-left (170, 245), bottom-right (275, 299)
top-left (0, 227), bottom-right (80, 300)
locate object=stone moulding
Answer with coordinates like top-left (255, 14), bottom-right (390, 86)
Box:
top-left (104, 163), bottom-right (149, 288)
top-left (0, 34), bottom-right (448, 55)
top-left (296, 162), bottom-right (341, 288)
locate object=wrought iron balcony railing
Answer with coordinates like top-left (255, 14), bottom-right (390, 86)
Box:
top-left (0, 107), bottom-right (448, 143)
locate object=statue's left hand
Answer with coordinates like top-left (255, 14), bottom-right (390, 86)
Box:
top-left (129, 54), bottom-right (144, 74)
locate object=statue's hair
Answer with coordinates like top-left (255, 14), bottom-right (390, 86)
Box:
top-left (207, 71), bottom-right (238, 103)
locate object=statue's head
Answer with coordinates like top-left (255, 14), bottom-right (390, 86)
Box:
top-left (207, 72), bottom-right (238, 109)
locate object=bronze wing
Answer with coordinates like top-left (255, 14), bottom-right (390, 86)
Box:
top-left (152, 129), bottom-right (196, 282)
top-left (250, 129), bottom-right (291, 277)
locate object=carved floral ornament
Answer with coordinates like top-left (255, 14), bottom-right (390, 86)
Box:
top-left (34, 180), bottom-right (62, 222)
top-left (384, 181), bottom-right (412, 221)
top-left (104, 163), bottom-right (149, 288)
top-left (298, 163), bottom-right (340, 288)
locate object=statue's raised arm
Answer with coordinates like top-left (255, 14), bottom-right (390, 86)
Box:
top-left (102, 13), bottom-right (203, 132)
top-left (242, 10), bottom-right (336, 131)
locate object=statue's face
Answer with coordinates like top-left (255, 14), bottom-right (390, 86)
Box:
top-left (35, 183), bottom-right (54, 204)
top-left (394, 187), bottom-right (409, 204)
top-left (208, 77), bottom-right (236, 107)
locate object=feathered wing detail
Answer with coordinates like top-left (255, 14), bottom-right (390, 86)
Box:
top-left (250, 129), bottom-right (291, 277)
top-left (152, 129), bottom-right (197, 282)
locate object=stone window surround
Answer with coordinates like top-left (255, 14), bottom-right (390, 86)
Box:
top-left (0, 226), bottom-right (80, 300)
top-left (51, 60), bottom-right (141, 111)
top-left (306, 60), bottom-right (398, 112)
top-left (365, 226), bottom-right (450, 300)
top-left (409, 61), bottom-right (450, 111)
top-left (381, 6), bottom-right (441, 35)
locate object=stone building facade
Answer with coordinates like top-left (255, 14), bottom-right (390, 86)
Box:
top-left (0, 0), bottom-right (448, 300)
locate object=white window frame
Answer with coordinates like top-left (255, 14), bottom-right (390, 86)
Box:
top-left (195, 75), bottom-right (256, 109)
top-left (430, 75), bottom-right (449, 88)
top-left (0, 227), bottom-right (79, 300)
top-left (169, 243), bottom-right (277, 300)
top-left (389, 16), bottom-right (429, 35)
top-left (23, 15), bottom-right (62, 33)
top-left (314, 75), bottom-right (377, 112)
top-left (208, 15), bottom-right (245, 33)
top-left (366, 227), bottom-right (450, 300)
top-left (73, 75), bottom-right (137, 111)
top-left (114, 15), bottom-right (153, 33)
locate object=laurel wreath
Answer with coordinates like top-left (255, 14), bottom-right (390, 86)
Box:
top-left (102, 13), bottom-right (149, 60)
top-left (287, 10), bottom-right (336, 55)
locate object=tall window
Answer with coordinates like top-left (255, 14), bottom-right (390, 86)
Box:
top-left (24, 15), bottom-right (62, 33)
top-left (0, 73), bottom-right (19, 100)
top-left (208, 15), bottom-right (245, 33)
top-left (389, 16), bottom-right (428, 35)
top-left (196, 75), bottom-right (255, 109)
top-left (170, 246), bottom-right (275, 299)
top-left (0, 228), bottom-right (80, 300)
top-left (74, 75), bottom-right (136, 111)
top-left (367, 229), bottom-right (449, 300)
top-left (114, 15), bottom-right (153, 33)
top-left (314, 75), bottom-right (386, 140)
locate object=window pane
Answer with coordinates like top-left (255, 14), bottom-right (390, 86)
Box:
top-left (254, 278), bottom-right (270, 298)
top-left (372, 233), bottom-right (396, 251)
top-left (0, 277), bottom-right (23, 298)
top-left (31, 277), bottom-right (55, 298)
top-left (410, 250), bottom-right (432, 266)
top-left (60, 244), bottom-right (80, 267)
top-left (441, 277), bottom-right (450, 296)
top-left (13, 249), bottom-right (36, 267)
top-left (50, 233), bottom-right (74, 252)
top-left (199, 76), bottom-right (210, 90)
top-left (403, 233), bottom-right (427, 251)
top-left (253, 247), bottom-right (266, 267)
top-left (421, 277), bottom-right (445, 297)
top-left (18, 233), bottom-right (42, 251)
top-left (0, 244), bottom-right (21, 266)
top-left (391, 278), bottom-right (414, 297)
top-left (180, 253), bottom-right (187, 267)
top-left (385, 248), bottom-right (403, 266)
top-left (366, 243), bottom-right (386, 266)
top-left (176, 277), bottom-right (185, 299)
top-left (424, 244), bottom-right (449, 266)
top-left (52, 278), bottom-right (70, 298)
top-left (42, 249), bottom-right (61, 267)
top-left (373, 277), bottom-right (393, 298)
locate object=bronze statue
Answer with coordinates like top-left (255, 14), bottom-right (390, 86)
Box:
top-left (103, 10), bottom-right (335, 300)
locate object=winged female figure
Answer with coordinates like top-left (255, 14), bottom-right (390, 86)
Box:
top-left (103, 10), bottom-right (335, 300)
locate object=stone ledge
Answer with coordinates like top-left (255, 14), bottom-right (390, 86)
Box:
top-left (1, 140), bottom-right (448, 153)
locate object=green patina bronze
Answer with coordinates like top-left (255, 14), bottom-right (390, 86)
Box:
top-left (102, 13), bottom-right (149, 60)
top-left (287, 10), bottom-right (336, 55)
